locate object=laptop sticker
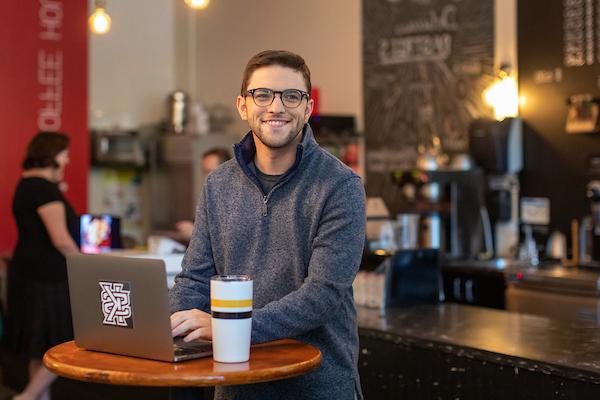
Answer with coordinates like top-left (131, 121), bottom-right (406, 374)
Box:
top-left (99, 281), bottom-right (134, 328)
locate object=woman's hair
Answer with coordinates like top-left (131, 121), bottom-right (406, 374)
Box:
top-left (22, 131), bottom-right (70, 170)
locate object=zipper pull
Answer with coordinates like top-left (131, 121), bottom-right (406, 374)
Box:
top-left (262, 195), bottom-right (268, 217)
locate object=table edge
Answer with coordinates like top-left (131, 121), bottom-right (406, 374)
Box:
top-left (43, 340), bottom-right (322, 387)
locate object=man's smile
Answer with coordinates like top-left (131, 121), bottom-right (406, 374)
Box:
top-left (263, 119), bottom-right (290, 127)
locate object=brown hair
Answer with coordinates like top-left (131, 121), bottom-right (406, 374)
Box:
top-left (240, 50), bottom-right (311, 95)
top-left (22, 131), bottom-right (70, 170)
top-left (203, 147), bottom-right (231, 164)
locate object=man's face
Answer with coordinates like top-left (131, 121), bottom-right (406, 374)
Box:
top-left (236, 65), bottom-right (313, 151)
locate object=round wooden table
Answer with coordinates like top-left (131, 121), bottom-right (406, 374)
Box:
top-left (43, 339), bottom-right (321, 387)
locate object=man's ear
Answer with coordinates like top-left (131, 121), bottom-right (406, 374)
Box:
top-left (236, 95), bottom-right (248, 120)
top-left (304, 98), bottom-right (314, 123)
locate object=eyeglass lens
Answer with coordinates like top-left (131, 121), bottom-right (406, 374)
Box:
top-left (250, 89), bottom-right (306, 108)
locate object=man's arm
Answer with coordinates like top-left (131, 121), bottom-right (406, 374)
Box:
top-left (169, 185), bottom-right (215, 314)
top-left (251, 176), bottom-right (366, 343)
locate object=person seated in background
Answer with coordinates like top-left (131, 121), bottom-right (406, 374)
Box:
top-left (174, 147), bottom-right (231, 241)
top-left (4, 131), bottom-right (80, 400)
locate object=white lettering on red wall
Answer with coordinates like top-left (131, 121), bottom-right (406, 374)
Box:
top-left (37, 0), bottom-right (63, 131)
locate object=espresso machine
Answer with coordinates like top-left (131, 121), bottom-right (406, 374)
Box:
top-left (469, 117), bottom-right (523, 258)
top-left (390, 167), bottom-right (487, 260)
top-left (580, 181), bottom-right (600, 267)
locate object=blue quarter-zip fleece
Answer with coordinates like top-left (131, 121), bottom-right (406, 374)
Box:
top-left (170, 124), bottom-right (366, 400)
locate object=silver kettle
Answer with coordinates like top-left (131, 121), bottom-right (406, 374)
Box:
top-left (546, 230), bottom-right (567, 260)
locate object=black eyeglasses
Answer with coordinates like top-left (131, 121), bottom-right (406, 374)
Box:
top-left (245, 88), bottom-right (310, 108)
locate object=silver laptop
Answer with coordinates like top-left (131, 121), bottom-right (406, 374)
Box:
top-left (66, 253), bottom-right (212, 362)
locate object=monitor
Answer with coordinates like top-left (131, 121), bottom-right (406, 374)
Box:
top-left (78, 214), bottom-right (122, 253)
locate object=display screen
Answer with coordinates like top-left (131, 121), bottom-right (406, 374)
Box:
top-left (79, 214), bottom-right (121, 254)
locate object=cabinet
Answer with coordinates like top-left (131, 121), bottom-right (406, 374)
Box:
top-left (441, 265), bottom-right (506, 309)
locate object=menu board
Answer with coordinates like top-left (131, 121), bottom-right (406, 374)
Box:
top-left (563, 0), bottom-right (596, 68)
top-left (519, 0), bottom-right (600, 234)
top-left (363, 0), bottom-right (494, 198)
top-left (526, 0), bottom-right (600, 85)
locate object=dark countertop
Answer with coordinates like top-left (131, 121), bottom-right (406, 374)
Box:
top-left (442, 258), bottom-right (560, 274)
top-left (507, 265), bottom-right (600, 296)
top-left (441, 259), bottom-right (600, 294)
top-left (357, 304), bottom-right (600, 384)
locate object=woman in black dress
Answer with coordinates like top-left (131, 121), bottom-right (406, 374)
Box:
top-left (5, 131), bottom-right (79, 400)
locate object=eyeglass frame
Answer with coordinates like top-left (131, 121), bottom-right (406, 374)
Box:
top-left (244, 88), bottom-right (311, 108)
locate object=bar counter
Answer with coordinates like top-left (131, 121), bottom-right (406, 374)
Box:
top-left (357, 304), bottom-right (600, 399)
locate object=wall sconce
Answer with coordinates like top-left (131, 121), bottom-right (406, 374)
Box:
top-left (89, 0), bottom-right (112, 35)
top-left (483, 65), bottom-right (519, 121)
top-left (185, 0), bottom-right (210, 10)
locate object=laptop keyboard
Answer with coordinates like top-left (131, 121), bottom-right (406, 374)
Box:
top-left (173, 339), bottom-right (212, 357)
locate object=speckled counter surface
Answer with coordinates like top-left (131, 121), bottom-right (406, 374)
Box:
top-left (357, 304), bottom-right (600, 385)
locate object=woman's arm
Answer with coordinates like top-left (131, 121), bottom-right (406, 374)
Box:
top-left (37, 201), bottom-right (79, 256)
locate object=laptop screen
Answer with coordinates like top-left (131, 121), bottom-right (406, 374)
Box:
top-left (79, 214), bottom-right (122, 253)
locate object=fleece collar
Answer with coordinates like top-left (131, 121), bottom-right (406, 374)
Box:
top-left (233, 124), bottom-right (318, 187)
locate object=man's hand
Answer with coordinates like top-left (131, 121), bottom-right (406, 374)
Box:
top-left (171, 309), bottom-right (212, 342)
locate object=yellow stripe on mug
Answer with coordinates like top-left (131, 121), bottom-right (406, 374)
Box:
top-left (211, 299), bottom-right (253, 308)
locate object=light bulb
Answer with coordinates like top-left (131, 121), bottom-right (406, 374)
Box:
top-left (89, 7), bottom-right (111, 35)
top-left (185, 0), bottom-right (210, 10)
top-left (483, 75), bottom-right (519, 121)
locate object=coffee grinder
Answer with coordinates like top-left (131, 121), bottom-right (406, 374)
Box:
top-left (469, 118), bottom-right (523, 258)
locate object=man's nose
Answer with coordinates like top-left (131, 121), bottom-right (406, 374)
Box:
top-left (267, 93), bottom-right (286, 112)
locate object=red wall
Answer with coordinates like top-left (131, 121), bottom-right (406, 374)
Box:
top-left (0, 0), bottom-right (88, 252)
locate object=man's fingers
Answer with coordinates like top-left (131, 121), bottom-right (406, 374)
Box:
top-left (171, 310), bottom-right (203, 328)
top-left (170, 311), bottom-right (211, 337)
top-left (170, 314), bottom-right (186, 329)
top-left (172, 318), bottom-right (201, 337)
top-left (183, 327), bottom-right (211, 342)
top-left (171, 323), bottom-right (190, 338)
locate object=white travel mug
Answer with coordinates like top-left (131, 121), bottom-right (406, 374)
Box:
top-left (210, 275), bottom-right (253, 363)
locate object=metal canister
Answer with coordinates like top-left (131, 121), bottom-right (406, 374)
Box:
top-left (396, 213), bottom-right (420, 249)
top-left (421, 212), bottom-right (441, 249)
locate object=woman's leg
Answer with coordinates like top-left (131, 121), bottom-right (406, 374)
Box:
top-left (14, 359), bottom-right (56, 400)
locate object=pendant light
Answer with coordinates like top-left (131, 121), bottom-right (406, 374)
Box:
top-left (483, 65), bottom-right (520, 121)
top-left (184, 0), bottom-right (210, 10)
top-left (89, 0), bottom-right (112, 35)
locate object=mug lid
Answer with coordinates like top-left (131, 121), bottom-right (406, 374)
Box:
top-left (211, 274), bottom-right (251, 282)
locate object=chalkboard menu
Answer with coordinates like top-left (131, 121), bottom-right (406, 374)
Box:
top-left (363, 0), bottom-right (494, 199)
top-left (563, 0), bottom-right (597, 68)
top-left (519, 0), bottom-right (600, 234)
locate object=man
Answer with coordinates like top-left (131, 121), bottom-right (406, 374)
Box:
top-left (174, 147), bottom-right (231, 240)
top-left (199, 147), bottom-right (231, 176)
top-left (170, 50), bottom-right (366, 400)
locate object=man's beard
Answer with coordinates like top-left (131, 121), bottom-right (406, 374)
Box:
top-left (252, 121), bottom-right (304, 149)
